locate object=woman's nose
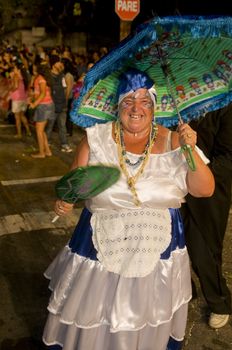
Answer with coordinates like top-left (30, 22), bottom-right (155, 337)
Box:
top-left (131, 100), bottom-right (139, 111)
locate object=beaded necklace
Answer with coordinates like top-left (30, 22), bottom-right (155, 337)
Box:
top-left (119, 124), bottom-right (152, 168)
top-left (115, 120), bottom-right (158, 206)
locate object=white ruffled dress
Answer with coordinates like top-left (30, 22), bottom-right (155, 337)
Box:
top-left (43, 122), bottom-right (206, 350)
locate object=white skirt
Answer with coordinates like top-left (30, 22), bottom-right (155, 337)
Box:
top-left (42, 245), bottom-right (191, 350)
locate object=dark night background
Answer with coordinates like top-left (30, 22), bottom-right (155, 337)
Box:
top-left (1, 0), bottom-right (232, 49)
top-left (89, 0), bottom-right (232, 47)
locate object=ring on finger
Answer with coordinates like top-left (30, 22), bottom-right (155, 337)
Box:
top-left (187, 133), bottom-right (192, 138)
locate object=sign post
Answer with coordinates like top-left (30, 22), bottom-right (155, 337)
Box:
top-left (115, 0), bottom-right (140, 41)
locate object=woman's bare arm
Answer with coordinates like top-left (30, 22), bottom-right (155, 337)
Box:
top-left (172, 123), bottom-right (215, 198)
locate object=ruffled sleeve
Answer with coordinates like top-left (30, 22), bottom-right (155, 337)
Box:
top-left (86, 122), bottom-right (118, 165)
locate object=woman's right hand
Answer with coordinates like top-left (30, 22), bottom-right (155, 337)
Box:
top-left (54, 199), bottom-right (74, 216)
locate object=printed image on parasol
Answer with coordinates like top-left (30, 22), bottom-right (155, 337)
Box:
top-left (70, 16), bottom-right (232, 170)
top-left (52, 165), bottom-right (120, 222)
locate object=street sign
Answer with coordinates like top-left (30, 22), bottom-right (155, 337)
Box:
top-left (115, 0), bottom-right (140, 21)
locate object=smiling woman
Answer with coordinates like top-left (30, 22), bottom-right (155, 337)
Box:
top-left (42, 68), bottom-right (214, 350)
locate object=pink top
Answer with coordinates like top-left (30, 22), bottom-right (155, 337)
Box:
top-left (10, 75), bottom-right (27, 101)
top-left (34, 75), bottom-right (53, 104)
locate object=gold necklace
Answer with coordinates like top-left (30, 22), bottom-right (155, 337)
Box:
top-left (115, 120), bottom-right (158, 206)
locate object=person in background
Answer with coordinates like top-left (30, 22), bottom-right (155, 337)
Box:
top-left (75, 54), bottom-right (87, 79)
top-left (9, 60), bottom-right (31, 138)
top-left (0, 69), bottom-right (11, 120)
top-left (99, 46), bottom-right (108, 58)
top-left (62, 47), bottom-right (73, 62)
top-left (37, 46), bottom-right (46, 60)
top-left (72, 61), bottom-right (94, 102)
top-left (29, 61), bottom-right (54, 158)
top-left (181, 104), bottom-right (232, 329)
top-left (92, 50), bottom-right (100, 63)
top-left (1, 51), bottom-right (13, 72)
top-left (46, 55), bottom-right (72, 153)
top-left (62, 57), bottom-right (75, 137)
top-left (42, 68), bottom-right (214, 350)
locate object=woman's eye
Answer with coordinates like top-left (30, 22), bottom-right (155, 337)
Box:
top-left (142, 100), bottom-right (152, 107)
top-left (121, 100), bottom-right (133, 107)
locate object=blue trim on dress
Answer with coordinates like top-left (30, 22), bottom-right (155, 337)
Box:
top-left (69, 207), bottom-right (98, 260)
top-left (167, 336), bottom-right (183, 350)
top-left (161, 208), bottom-right (185, 258)
top-left (68, 207), bottom-right (185, 261)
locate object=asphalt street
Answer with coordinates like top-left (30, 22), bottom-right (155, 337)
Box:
top-left (0, 118), bottom-right (231, 350)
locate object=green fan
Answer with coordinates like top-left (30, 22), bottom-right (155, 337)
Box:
top-left (52, 165), bottom-right (120, 222)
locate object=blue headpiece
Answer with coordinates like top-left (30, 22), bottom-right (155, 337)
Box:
top-left (117, 68), bottom-right (157, 105)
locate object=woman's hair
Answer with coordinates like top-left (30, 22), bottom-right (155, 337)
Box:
top-left (35, 62), bottom-right (53, 87)
top-left (62, 58), bottom-right (76, 75)
top-left (14, 60), bottom-right (30, 90)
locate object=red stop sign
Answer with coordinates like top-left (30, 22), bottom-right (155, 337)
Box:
top-left (115, 0), bottom-right (140, 21)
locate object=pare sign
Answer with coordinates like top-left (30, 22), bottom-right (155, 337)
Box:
top-left (115, 0), bottom-right (140, 21)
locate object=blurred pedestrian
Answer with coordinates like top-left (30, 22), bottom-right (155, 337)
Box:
top-left (46, 55), bottom-right (72, 153)
top-left (0, 70), bottom-right (11, 120)
top-left (9, 60), bottom-right (31, 138)
top-left (62, 57), bottom-right (75, 137)
top-left (72, 61), bottom-right (94, 102)
top-left (29, 61), bottom-right (54, 158)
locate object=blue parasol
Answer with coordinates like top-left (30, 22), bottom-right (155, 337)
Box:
top-left (70, 16), bottom-right (232, 129)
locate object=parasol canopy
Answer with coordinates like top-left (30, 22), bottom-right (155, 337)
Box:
top-left (70, 16), bottom-right (232, 128)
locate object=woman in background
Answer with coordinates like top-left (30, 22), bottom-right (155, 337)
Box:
top-left (29, 61), bottom-right (54, 158)
top-left (9, 60), bottom-right (31, 138)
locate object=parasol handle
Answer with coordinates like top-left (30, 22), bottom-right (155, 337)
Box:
top-left (52, 215), bottom-right (60, 223)
top-left (178, 120), bottom-right (196, 171)
top-left (156, 44), bottom-right (196, 171)
top-left (180, 144), bottom-right (196, 171)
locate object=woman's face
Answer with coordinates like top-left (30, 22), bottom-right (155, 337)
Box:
top-left (119, 88), bottom-right (155, 134)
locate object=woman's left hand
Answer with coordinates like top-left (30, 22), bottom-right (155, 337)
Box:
top-left (178, 123), bottom-right (197, 149)
top-left (54, 199), bottom-right (74, 216)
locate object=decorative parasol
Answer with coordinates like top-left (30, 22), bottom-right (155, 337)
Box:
top-left (70, 16), bottom-right (232, 129)
top-left (52, 165), bottom-right (120, 222)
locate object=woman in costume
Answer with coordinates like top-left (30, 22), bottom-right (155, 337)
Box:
top-left (42, 69), bottom-right (214, 350)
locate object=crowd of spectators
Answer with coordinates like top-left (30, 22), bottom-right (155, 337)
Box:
top-left (0, 40), bottom-right (108, 154)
